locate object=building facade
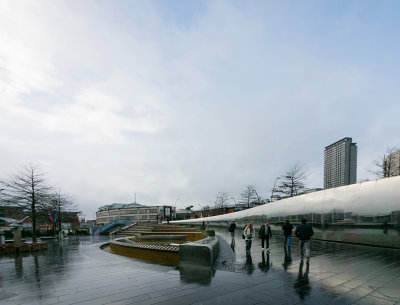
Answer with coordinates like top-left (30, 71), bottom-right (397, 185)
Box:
top-left (324, 137), bottom-right (357, 189)
top-left (0, 205), bottom-right (80, 231)
top-left (383, 150), bottom-right (400, 177)
top-left (95, 203), bottom-right (175, 225)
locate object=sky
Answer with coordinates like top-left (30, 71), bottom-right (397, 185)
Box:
top-left (1, 0), bottom-right (399, 219)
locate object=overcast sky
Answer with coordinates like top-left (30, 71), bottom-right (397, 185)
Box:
top-left (1, 1), bottom-right (399, 218)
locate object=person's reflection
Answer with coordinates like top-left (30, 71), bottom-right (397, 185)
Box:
top-left (244, 252), bottom-right (254, 274)
top-left (34, 256), bottom-right (41, 285)
top-left (383, 221), bottom-right (389, 235)
top-left (258, 251), bottom-right (271, 273)
top-left (14, 255), bottom-right (23, 278)
top-left (294, 260), bottom-right (311, 300)
top-left (283, 246), bottom-right (292, 270)
top-left (230, 237), bottom-right (235, 252)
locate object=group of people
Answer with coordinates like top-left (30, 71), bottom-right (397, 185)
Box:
top-left (229, 219), bottom-right (314, 261)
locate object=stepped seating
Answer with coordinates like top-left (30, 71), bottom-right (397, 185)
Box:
top-left (116, 224), bottom-right (196, 236)
top-left (116, 225), bottom-right (153, 235)
top-left (109, 224), bottom-right (211, 265)
top-left (116, 224), bottom-right (203, 242)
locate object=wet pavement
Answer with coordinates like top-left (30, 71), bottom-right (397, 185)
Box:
top-left (1, 229), bottom-right (400, 305)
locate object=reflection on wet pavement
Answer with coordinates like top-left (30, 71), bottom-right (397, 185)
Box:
top-left (0, 229), bottom-right (400, 304)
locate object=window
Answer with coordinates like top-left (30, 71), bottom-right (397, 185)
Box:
top-left (120, 209), bottom-right (134, 215)
top-left (139, 209), bottom-right (148, 214)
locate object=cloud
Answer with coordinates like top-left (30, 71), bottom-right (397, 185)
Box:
top-left (1, 0), bottom-right (399, 216)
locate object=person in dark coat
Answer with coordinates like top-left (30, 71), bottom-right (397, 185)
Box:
top-left (228, 221), bottom-right (236, 238)
top-left (294, 219), bottom-right (314, 261)
top-left (282, 220), bottom-right (294, 247)
top-left (258, 220), bottom-right (272, 252)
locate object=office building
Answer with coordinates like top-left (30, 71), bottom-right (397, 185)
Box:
top-left (383, 150), bottom-right (400, 177)
top-left (95, 203), bottom-right (175, 225)
top-left (324, 137), bottom-right (357, 189)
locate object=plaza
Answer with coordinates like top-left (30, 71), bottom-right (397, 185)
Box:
top-left (1, 228), bottom-right (400, 305)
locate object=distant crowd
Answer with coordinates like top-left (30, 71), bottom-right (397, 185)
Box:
top-left (228, 219), bottom-right (314, 262)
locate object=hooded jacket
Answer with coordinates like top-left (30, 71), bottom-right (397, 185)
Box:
top-left (294, 223), bottom-right (314, 241)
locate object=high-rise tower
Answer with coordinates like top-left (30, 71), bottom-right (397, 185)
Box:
top-left (324, 137), bottom-right (357, 189)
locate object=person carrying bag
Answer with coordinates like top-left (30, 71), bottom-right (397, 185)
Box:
top-left (243, 222), bottom-right (255, 254)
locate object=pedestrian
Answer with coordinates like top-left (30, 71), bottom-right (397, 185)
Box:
top-left (243, 222), bottom-right (255, 254)
top-left (282, 220), bottom-right (294, 247)
top-left (257, 220), bottom-right (272, 252)
top-left (228, 221), bottom-right (236, 238)
top-left (294, 219), bottom-right (314, 262)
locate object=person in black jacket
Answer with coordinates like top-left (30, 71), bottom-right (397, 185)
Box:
top-left (257, 220), bottom-right (272, 252)
top-left (294, 219), bottom-right (314, 261)
top-left (282, 220), bottom-right (294, 247)
top-left (228, 221), bottom-right (236, 238)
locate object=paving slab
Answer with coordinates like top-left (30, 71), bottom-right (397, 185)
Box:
top-left (1, 228), bottom-right (400, 305)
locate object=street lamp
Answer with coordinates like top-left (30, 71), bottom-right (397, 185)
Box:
top-left (270, 177), bottom-right (281, 202)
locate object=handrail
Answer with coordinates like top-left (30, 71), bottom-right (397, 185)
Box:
top-left (99, 219), bottom-right (131, 234)
top-left (109, 222), bottom-right (137, 235)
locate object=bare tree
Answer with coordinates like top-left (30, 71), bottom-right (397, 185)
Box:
top-left (215, 192), bottom-right (230, 213)
top-left (253, 189), bottom-right (262, 205)
top-left (44, 190), bottom-right (77, 233)
top-left (273, 163), bottom-right (307, 200)
top-left (0, 164), bottom-right (52, 242)
top-left (370, 146), bottom-right (400, 178)
top-left (239, 185), bottom-right (257, 208)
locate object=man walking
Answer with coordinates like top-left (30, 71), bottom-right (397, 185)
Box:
top-left (282, 220), bottom-right (294, 247)
top-left (258, 220), bottom-right (272, 252)
top-left (294, 219), bottom-right (314, 262)
top-left (228, 221), bottom-right (236, 238)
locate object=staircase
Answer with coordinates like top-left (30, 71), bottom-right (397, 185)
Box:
top-left (98, 219), bottom-right (131, 235)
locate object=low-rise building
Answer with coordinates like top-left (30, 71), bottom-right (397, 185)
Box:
top-left (95, 203), bottom-right (175, 225)
top-left (0, 205), bottom-right (80, 231)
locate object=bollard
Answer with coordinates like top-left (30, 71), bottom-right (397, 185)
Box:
top-left (13, 227), bottom-right (22, 247)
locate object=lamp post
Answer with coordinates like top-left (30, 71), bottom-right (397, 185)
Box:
top-left (172, 198), bottom-right (179, 221)
top-left (270, 177), bottom-right (280, 202)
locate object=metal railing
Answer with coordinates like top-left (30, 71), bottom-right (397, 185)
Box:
top-left (98, 219), bottom-right (131, 234)
top-left (109, 222), bottom-right (137, 235)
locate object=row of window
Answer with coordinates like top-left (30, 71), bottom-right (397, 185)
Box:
top-left (97, 215), bottom-right (158, 221)
top-left (97, 209), bottom-right (159, 217)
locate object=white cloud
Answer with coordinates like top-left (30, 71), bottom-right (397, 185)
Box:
top-left (0, 1), bottom-right (399, 216)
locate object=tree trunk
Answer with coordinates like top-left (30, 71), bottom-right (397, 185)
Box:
top-left (32, 201), bottom-right (37, 242)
